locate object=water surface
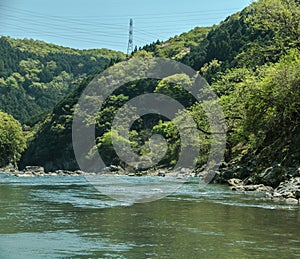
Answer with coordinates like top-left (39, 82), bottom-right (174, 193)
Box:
top-left (0, 175), bottom-right (299, 258)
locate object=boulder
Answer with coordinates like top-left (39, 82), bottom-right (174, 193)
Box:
top-left (15, 173), bottom-right (33, 177)
top-left (274, 177), bottom-right (300, 199)
top-left (166, 168), bottom-right (194, 178)
top-left (25, 166), bottom-right (45, 174)
top-left (157, 170), bottom-right (166, 177)
top-left (230, 186), bottom-right (245, 191)
top-left (109, 165), bottom-right (120, 172)
top-left (229, 181), bottom-right (273, 193)
top-left (285, 198), bottom-right (299, 205)
top-left (256, 185), bottom-right (274, 192)
top-left (259, 165), bottom-right (288, 187)
top-left (273, 192), bottom-right (283, 198)
top-left (54, 170), bottom-right (65, 175)
top-left (74, 170), bottom-right (85, 175)
top-left (228, 178), bottom-right (244, 187)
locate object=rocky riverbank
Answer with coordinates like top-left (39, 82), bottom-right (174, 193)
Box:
top-left (0, 165), bottom-right (196, 178)
top-left (1, 165), bottom-right (299, 205)
top-left (214, 163), bottom-right (300, 205)
top-left (226, 177), bottom-right (300, 204)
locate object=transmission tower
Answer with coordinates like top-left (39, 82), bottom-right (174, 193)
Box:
top-left (127, 18), bottom-right (133, 55)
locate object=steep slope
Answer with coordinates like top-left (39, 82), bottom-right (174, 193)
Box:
top-left (138, 26), bottom-right (211, 60)
top-left (20, 75), bottom-right (91, 171)
top-left (182, 0), bottom-right (300, 81)
top-left (0, 37), bottom-right (126, 123)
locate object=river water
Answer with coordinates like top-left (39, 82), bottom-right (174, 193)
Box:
top-left (0, 174), bottom-right (299, 258)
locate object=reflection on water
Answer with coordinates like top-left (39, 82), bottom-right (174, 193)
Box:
top-left (0, 175), bottom-right (299, 258)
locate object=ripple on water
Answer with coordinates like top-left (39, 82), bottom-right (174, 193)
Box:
top-left (0, 231), bottom-right (135, 258)
top-left (0, 174), bottom-right (298, 211)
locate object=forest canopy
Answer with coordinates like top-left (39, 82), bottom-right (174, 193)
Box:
top-left (0, 111), bottom-right (26, 168)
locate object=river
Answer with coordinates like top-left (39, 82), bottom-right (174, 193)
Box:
top-left (0, 174), bottom-right (299, 258)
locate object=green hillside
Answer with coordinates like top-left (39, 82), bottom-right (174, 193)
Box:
top-left (19, 0), bottom-right (300, 182)
top-left (137, 26), bottom-right (211, 59)
top-left (0, 36), bottom-right (125, 124)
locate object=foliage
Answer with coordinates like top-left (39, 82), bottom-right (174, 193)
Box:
top-left (236, 49), bottom-right (300, 148)
top-left (137, 27), bottom-right (211, 60)
top-left (214, 48), bottom-right (300, 166)
top-left (0, 36), bottom-right (125, 123)
top-left (154, 74), bottom-right (195, 107)
top-left (20, 0), bottom-right (300, 174)
top-left (0, 111), bottom-right (26, 167)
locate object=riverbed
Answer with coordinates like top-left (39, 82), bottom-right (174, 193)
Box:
top-left (0, 174), bottom-right (299, 258)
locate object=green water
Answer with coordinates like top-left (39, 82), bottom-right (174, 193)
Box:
top-left (0, 175), bottom-right (299, 258)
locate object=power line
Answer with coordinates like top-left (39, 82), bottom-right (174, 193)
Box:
top-left (0, 4), bottom-right (245, 51)
top-left (0, 3), bottom-right (242, 19)
top-left (0, 5), bottom-right (241, 24)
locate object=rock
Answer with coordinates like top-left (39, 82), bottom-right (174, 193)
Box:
top-left (178, 168), bottom-right (195, 178)
top-left (273, 192), bottom-right (283, 198)
top-left (74, 170), bottom-right (85, 175)
top-left (32, 171), bottom-right (44, 176)
top-left (228, 178), bottom-right (244, 187)
top-left (101, 167), bottom-right (111, 173)
top-left (212, 166), bottom-right (244, 184)
top-left (97, 165), bottom-right (126, 175)
top-left (230, 182), bottom-right (273, 194)
top-left (180, 168), bottom-right (193, 175)
top-left (295, 190), bottom-right (300, 200)
top-left (166, 168), bottom-right (194, 178)
top-left (57, 170), bottom-right (65, 175)
top-left (63, 170), bottom-right (73, 175)
top-left (287, 167), bottom-right (300, 178)
top-left (157, 170), bottom-right (166, 177)
top-left (285, 198), bottom-right (299, 205)
top-left (15, 173), bottom-right (33, 177)
top-left (25, 166), bottom-right (45, 174)
top-left (259, 165), bottom-right (288, 187)
top-left (109, 165), bottom-right (120, 172)
top-left (243, 176), bottom-right (255, 185)
top-left (256, 185), bottom-right (274, 192)
top-left (0, 165), bottom-right (18, 173)
top-left (230, 186), bottom-right (245, 191)
top-left (274, 177), bottom-right (300, 199)
top-left (243, 184), bottom-right (264, 191)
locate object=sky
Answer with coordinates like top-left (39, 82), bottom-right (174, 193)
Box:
top-left (0, 0), bottom-right (251, 53)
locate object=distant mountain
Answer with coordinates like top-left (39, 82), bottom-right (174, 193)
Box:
top-left (21, 0), bottom-right (300, 181)
top-left (0, 36), bottom-right (126, 123)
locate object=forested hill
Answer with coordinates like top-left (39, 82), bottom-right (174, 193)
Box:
top-left (0, 36), bottom-right (125, 124)
top-left (136, 26), bottom-right (211, 60)
top-left (20, 0), bottom-right (300, 183)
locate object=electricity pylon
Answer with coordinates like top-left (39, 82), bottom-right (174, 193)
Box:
top-left (127, 18), bottom-right (133, 55)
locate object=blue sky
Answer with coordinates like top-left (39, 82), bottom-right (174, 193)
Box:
top-left (1, 0), bottom-right (251, 52)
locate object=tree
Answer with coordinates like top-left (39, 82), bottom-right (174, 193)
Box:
top-left (154, 74), bottom-right (194, 107)
top-left (0, 111), bottom-right (26, 167)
